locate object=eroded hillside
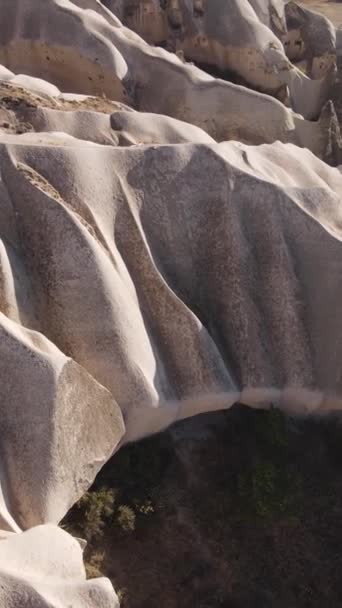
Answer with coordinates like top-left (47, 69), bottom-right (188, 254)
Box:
top-left (0, 1), bottom-right (342, 607)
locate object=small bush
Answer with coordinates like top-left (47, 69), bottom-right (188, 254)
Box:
top-left (85, 551), bottom-right (105, 579)
top-left (117, 505), bottom-right (136, 532)
top-left (255, 406), bottom-right (289, 449)
top-left (136, 500), bottom-right (155, 515)
top-left (75, 488), bottom-right (117, 542)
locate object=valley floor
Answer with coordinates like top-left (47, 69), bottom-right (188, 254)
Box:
top-left (65, 406), bottom-right (342, 608)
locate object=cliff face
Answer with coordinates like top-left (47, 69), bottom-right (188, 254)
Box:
top-left (0, 1), bottom-right (342, 606)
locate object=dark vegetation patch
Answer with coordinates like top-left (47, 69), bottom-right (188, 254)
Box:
top-left (64, 405), bottom-right (342, 607)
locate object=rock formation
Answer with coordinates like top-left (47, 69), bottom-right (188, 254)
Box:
top-left (0, 525), bottom-right (119, 606)
top-left (104, 0), bottom-right (336, 118)
top-left (0, 0), bottom-right (341, 156)
top-left (0, 0), bottom-right (342, 606)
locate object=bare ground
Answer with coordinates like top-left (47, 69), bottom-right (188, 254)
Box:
top-left (300, 0), bottom-right (342, 27)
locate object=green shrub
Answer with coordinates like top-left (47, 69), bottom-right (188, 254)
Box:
top-left (238, 457), bottom-right (301, 521)
top-left (255, 406), bottom-right (289, 449)
top-left (85, 551), bottom-right (105, 579)
top-left (74, 487), bottom-right (117, 542)
top-left (117, 505), bottom-right (136, 532)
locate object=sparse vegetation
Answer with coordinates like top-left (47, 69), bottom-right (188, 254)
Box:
top-left (85, 551), bottom-right (105, 579)
top-left (117, 506), bottom-right (136, 532)
top-left (64, 405), bottom-right (342, 607)
top-left (70, 488), bottom-right (117, 542)
top-left (236, 407), bottom-right (302, 521)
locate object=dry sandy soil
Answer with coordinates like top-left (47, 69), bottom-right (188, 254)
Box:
top-left (300, 0), bottom-right (342, 27)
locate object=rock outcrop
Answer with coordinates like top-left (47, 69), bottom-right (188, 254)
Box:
top-left (0, 313), bottom-right (125, 531)
top-left (0, 0), bottom-right (340, 157)
top-left (104, 0), bottom-right (337, 119)
top-left (0, 525), bottom-right (119, 607)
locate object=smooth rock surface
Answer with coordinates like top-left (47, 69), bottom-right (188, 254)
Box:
top-left (0, 313), bottom-right (125, 530)
top-left (104, 0), bottom-right (336, 118)
top-left (1, 133), bottom-right (342, 444)
top-left (0, 0), bottom-right (339, 155)
top-left (0, 524), bottom-right (119, 607)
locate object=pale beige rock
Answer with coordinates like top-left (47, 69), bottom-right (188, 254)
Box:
top-left (72, 0), bottom-right (123, 26)
top-left (3, 104), bottom-right (214, 145)
top-left (20, 106), bottom-right (120, 145)
top-left (6, 74), bottom-right (61, 98)
top-left (285, 2), bottom-right (336, 69)
top-left (0, 65), bottom-right (13, 81)
top-left (0, 0), bottom-right (338, 156)
top-left (0, 0), bottom-right (129, 100)
top-left (0, 313), bottom-right (124, 530)
top-left (248, 0), bottom-right (287, 30)
top-left (1, 132), bottom-right (342, 444)
top-left (109, 110), bottom-right (216, 144)
top-left (105, 0), bottom-right (337, 119)
top-left (0, 524), bottom-right (119, 607)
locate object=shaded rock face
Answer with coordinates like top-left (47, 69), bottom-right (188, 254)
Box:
top-left (65, 406), bottom-right (342, 608)
top-left (0, 0), bottom-right (341, 606)
top-left (0, 313), bottom-right (125, 530)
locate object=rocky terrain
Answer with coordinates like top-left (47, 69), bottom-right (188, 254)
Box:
top-left (301, 0), bottom-right (342, 28)
top-left (1, 1), bottom-right (342, 606)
